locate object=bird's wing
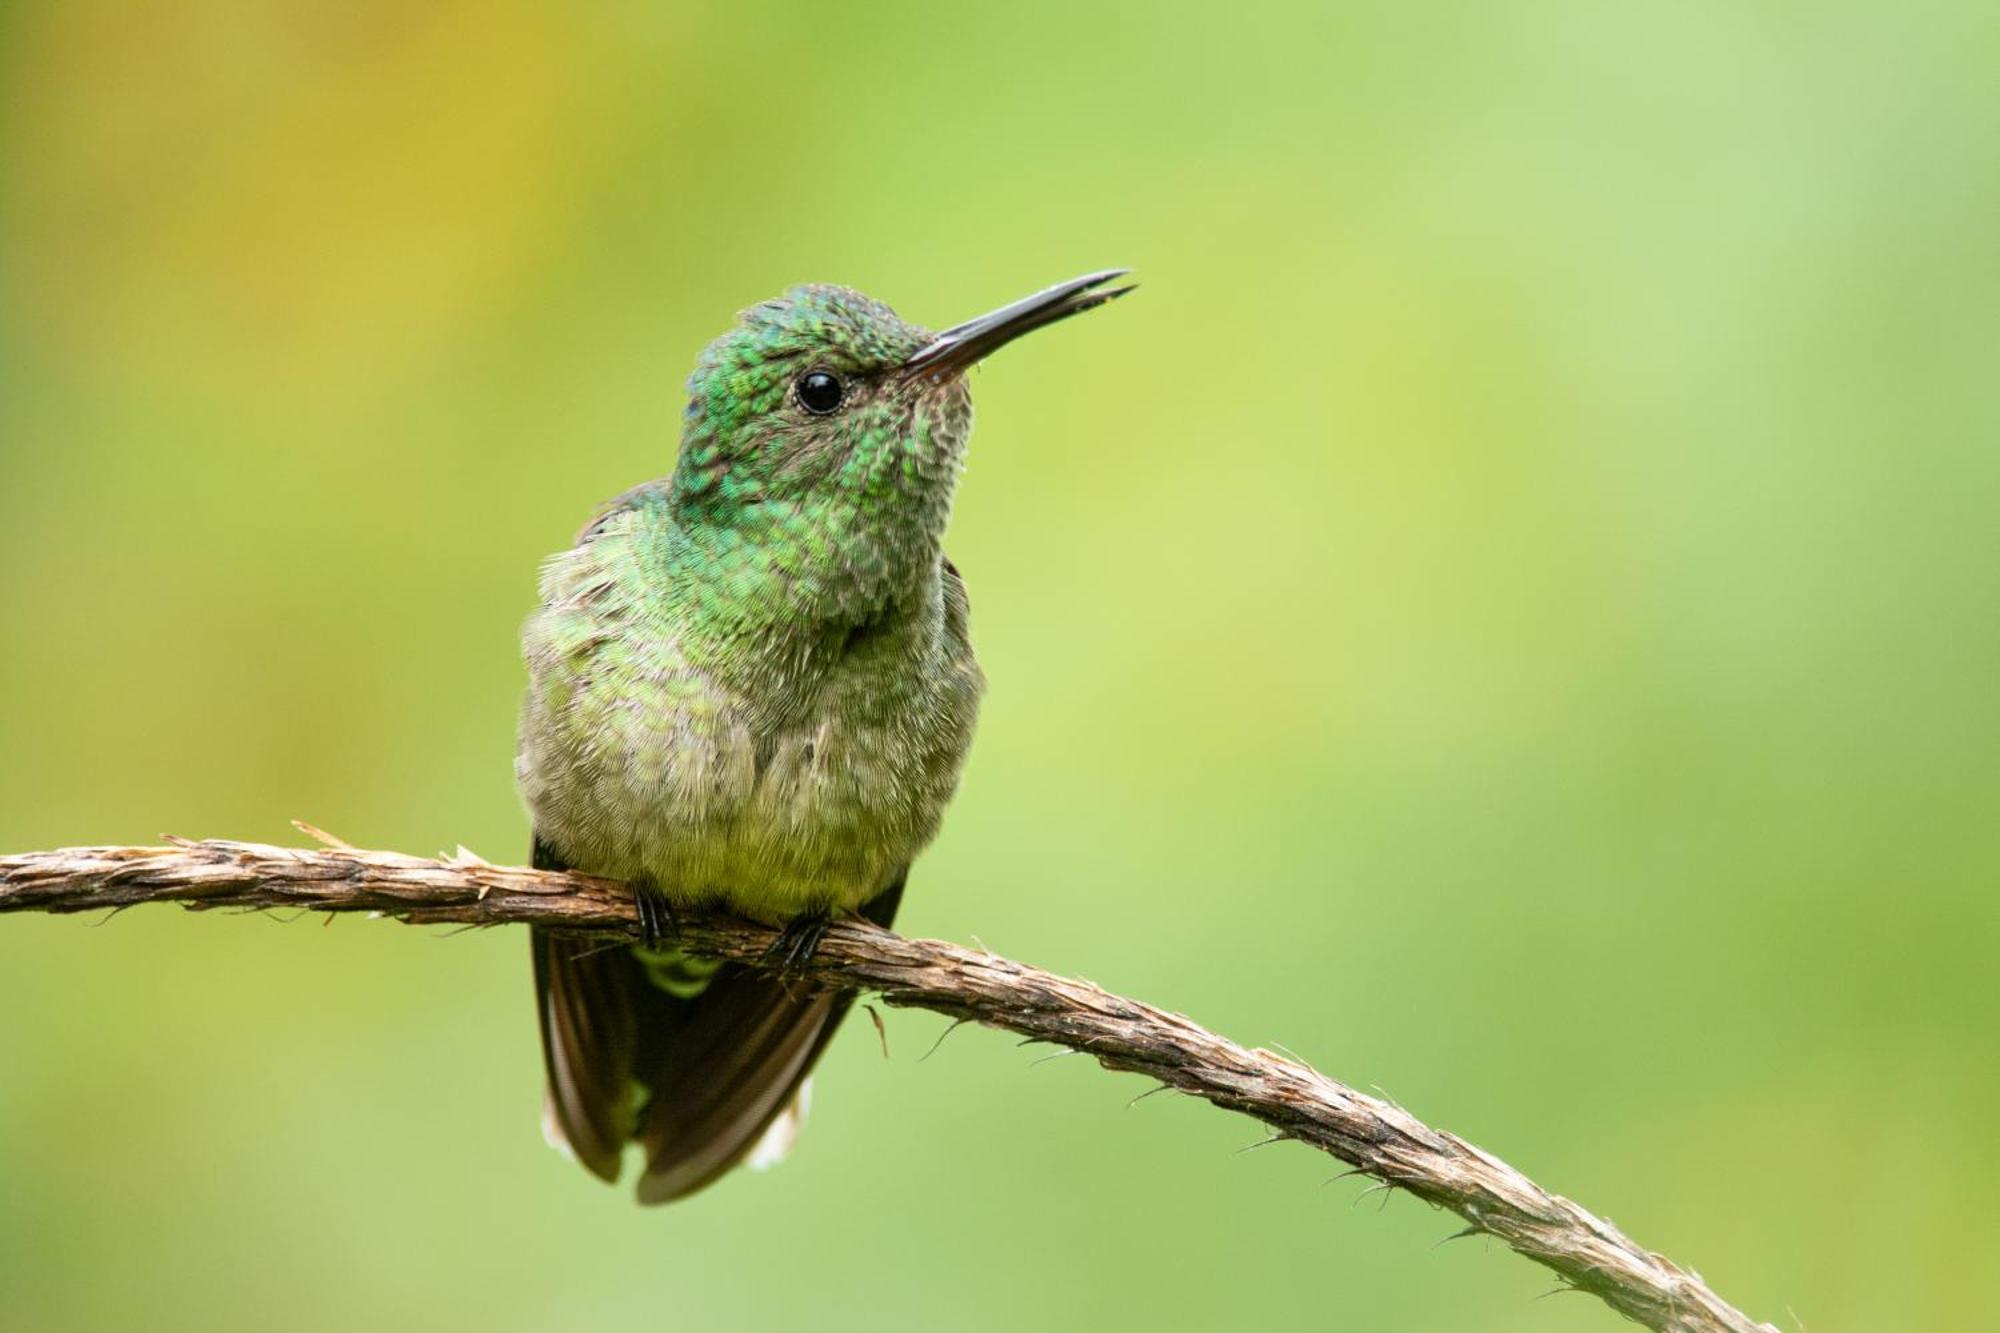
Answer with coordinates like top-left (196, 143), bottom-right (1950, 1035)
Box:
top-left (572, 478), bottom-right (672, 546)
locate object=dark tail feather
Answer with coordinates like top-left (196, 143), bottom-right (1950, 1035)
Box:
top-left (531, 924), bottom-right (643, 1182)
top-left (632, 875), bottom-right (904, 1204)
top-left (529, 834), bottom-right (904, 1204)
top-left (530, 837), bottom-right (655, 1182)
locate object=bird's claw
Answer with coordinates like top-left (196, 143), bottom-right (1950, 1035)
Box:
top-left (633, 882), bottom-right (680, 951)
top-left (763, 911), bottom-right (833, 975)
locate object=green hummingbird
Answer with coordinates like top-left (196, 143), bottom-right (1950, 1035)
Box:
top-left (516, 270), bottom-right (1133, 1202)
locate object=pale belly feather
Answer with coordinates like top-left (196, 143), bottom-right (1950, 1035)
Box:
top-left (516, 535), bottom-right (982, 919)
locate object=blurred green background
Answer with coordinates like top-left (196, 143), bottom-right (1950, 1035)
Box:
top-left (3, 2), bottom-right (1996, 1329)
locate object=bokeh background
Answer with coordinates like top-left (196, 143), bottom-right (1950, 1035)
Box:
top-left (3, 3), bottom-right (1996, 1329)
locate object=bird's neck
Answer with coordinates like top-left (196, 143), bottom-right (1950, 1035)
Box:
top-left (668, 496), bottom-right (948, 647)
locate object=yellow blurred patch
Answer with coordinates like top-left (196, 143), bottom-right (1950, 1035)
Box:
top-left (2, 0), bottom-right (603, 392)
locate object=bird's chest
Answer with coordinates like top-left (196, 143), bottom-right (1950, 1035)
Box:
top-left (520, 610), bottom-right (977, 918)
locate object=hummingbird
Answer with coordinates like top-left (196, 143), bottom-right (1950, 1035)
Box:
top-left (516, 269), bottom-right (1133, 1202)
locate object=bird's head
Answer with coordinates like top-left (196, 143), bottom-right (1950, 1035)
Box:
top-left (670, 271), bottom-right (1133, 536)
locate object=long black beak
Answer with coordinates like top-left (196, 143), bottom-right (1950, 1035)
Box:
top-left (903, 269), bottom-right (1135, 378)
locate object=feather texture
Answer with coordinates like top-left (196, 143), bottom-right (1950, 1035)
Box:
top-left (533, 835), bottom-right (904, 1202)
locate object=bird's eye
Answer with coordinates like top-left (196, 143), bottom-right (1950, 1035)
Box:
top-left (795, 371), bottom-right (845, 414)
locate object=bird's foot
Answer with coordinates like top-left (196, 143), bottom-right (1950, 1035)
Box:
top-left (763, 910), bottom-right (833, 975)
top-left (633, 881), bottom-right (680, 951)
